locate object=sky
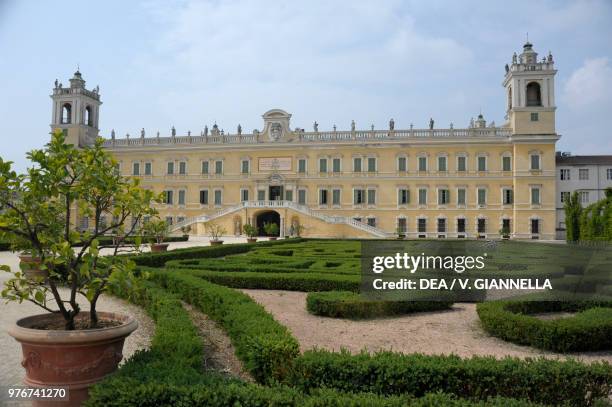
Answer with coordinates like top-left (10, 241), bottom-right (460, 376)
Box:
top-left (0, 0), bottom-right (611, 172)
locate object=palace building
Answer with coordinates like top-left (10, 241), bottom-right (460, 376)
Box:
top-left (50, 41), bottom-right (559, 239)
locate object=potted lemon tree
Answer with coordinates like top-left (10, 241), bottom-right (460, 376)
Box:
top-left (264, 222), bottom-right (279, 240)
top-left (145, 218), bottom-right (170, 252)
top-left (207, 221), bottom-right (226, 245)
top-left (243, 223), bottom-right (258, 243)
top-left (0, 131), bottom-right (159, 405)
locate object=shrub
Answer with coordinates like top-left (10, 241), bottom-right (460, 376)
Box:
top-left (150, 270), bottom-right (300, 384)
top-left (183, 268), bottom-right (360, 292)
top-left (306, 291), bottom-right (454, 319)
top-left (288, 349), bottom-right (612, 406)
top-left (477, 299), bottom-right (612, 352)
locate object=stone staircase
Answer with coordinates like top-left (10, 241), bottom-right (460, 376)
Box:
top-left (169, 200), bottom-right (391, 238)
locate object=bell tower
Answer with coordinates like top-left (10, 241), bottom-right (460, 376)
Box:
top-left (503, 41), bottom-right (556, 135)
top-left (50, 70), bottom-right (102, 147)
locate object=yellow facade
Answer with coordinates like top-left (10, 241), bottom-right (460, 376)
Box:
top-left (51, 42), bottom-right (559, 239)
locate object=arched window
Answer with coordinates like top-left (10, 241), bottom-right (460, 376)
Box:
top-left (61, 103), bottom-right (72, 124)
top-left (85, 105), bottom-right (93, 126)
top-left (526, 82), bottom-right (542, 106)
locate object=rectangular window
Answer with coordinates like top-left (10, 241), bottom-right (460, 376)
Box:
top-left (502, 156), bottom-right (512, 172)
top-left (257, 190), bottom-right (266, 201)
top-left (580, 191), bottom-right (589, 204)
top-left (215, 160), bottom-right (223, 175)
top-left (438, 189), bottom-right (450, 205)
top-left (531, 188), bottom-right (540, 205)
top-left (367, 157), bottom-right (376, 172)
top-left (319, 158), bottom-right (327, 173)
top-left (319, 189), bottom-right (328, 205)
top-left (398, 188), bottom-right (409, 205)
top-left (503, 189), bottom-right (513, 205)
top-left (285, 190), bottom-right (293, 202)
top-left (167, 162), bottom-right (174, 175)
top-left (354, 189), bottom-right (365, 205)
top-left (531, 112), bottom-right (539, 121)
top-left (177, 216), bottom-right (185, 224)
top-left (178, 190), bottom-right (185, 205)
top-left (367, 189), bottom-right (376, 205)
top-left (418, 218), bottom-right (427, 233)
top-left (530, 155), bottom-right (540, 170)
top-left (241, 160), bottom-right (249, 174)
top-left (353, 157), bottom-right (362, 172)
top-left (560, 191), bottom-right (570, 203)
top-left (298, 189), bottom-right (306, 204)
top-left (457, 188), bottom-right (466, 205)
top-left (437, 218), bottom-right (446, 233)
top-left (457, 156), bottom-right (466, 172)
top-left (478, 219), bottom-right (486, 234)
top-left (79, 216), bottom-right (89, 231)
top-left (398, 157), bottom-right (407, 172)
top-left (199, 190), bottom-right (208, 205)
top-left (241, 189), bottom-right (249, 202)
top-left (165, 216), bottom-right (173, 225)
top-left (298, 159), bottom-right (306, 173)
top-left (418, 188), bottom-right (427, 205)
top-left (201, 161), bottom-right (209, 174)
top-left (478, 156), bottom-right (487, 171)
top-left (164, 190), bottom-right (173, 205)
top-left (132, 162), bottom-right (140, 176)
top-left (397, 218), bottom-right (407, 234)
top-left (332, 158), bottom-right (341, 173)
top-left (332, 189), bottom-right (341, 205)
top-left (438, 156), bottom-right (447, 172)
top-left (214, 190), bottom-right (222, 205)
top-left (477, 188), bottom-right (487, 205)
top-left (579, 168), bottom-right (589, 180)
top-left (418, 156), bottom-right (427, 171)
top-left (531, 219), bottom-right (540, 234)
top-left (560, 169), bottom-right (570, 180)
top-left (607, 169), bottom-right (612, 180)
top-left (144, 162), bottom-right (152, 175)
top-left (179, 161), bottom-right (187, 175)
top-left (457, 218), bottom-right (466, 233)
top-left (367, 218), bottom-right (376, 227)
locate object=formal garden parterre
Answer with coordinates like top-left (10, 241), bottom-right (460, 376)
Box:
top-left (81, 239), bottom-right (612, 406)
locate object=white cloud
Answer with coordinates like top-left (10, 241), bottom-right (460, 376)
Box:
top-left (563, 57), bottom-right (612, 109)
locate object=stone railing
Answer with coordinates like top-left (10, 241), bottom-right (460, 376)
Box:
top-left (168, 200), bottom-right (391, 237)
top-left (104, 127), bottom-right (512, 148)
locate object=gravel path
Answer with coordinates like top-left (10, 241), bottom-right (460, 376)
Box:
top-left (242, 289), bottom-right (612, 363)
top-left (183, 302), bottom-right (253, 382)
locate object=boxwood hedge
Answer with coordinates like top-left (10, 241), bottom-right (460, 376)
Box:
top-left (477, 299), bottom-right (612, 352)
top-left (306, 291), bottom-right (454, 319)
top-left (288, 349), bottom-right (612, 406)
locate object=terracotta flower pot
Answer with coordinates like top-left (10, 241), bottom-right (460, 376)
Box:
top-left (246, 238), bottom-right (257, 243)
top-left (150, 243), bottom-right (169, 252)
top-left (19, 255), bottom-right (49, 282)
top-left (9, 311), bottom-right (137, 407)
top-left (210, 240), bottom-right (224, 246)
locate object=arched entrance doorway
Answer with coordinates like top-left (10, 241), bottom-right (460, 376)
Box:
top-left (255, 210), bottom-right (280, 237)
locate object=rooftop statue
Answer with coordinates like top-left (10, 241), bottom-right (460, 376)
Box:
top-left (389, 118), bottom-right (395, 131)
top-left (204, 125), bottom-right (208, 136)
top-left (171, 126), bottom-right (176, 137)
top-left (141, 128), bottom-right (145, 138)
top-left (429, 118), bottom-right (434, 130)
top-left (313, 121), bottom-right (319, 132)
top-left (237, 124), bottom-right (242, 135)
top-left (351, 120), bottom-right (355, 131)
top-left (111, 129), bottom-right (115, 140)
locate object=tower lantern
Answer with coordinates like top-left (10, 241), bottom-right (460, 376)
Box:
top-left (50, 70), bottom-right (102, 147)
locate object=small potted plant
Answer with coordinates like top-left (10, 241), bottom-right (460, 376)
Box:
top-left (145, 219), bottom-right (170, 252)
top-left (499, 225), bottom-right (510, 240)
top-left (264, 222), bottom-right (279, 240)
top-left (207, 221), bottom-right (226, 245)
top-left (243, 223), bottom-right (258, 243)
top-left (180, 225), bottom-right (191, 241)
top-left (0, 131), bottom-right (159, 405)
top-left (395, 227), bottom-right (405, 240)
